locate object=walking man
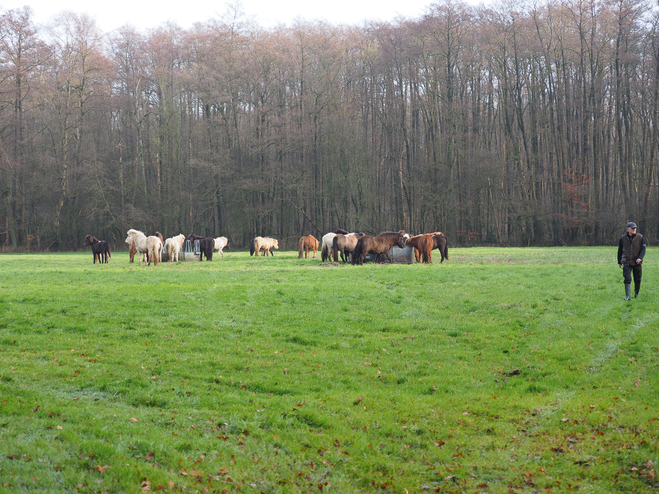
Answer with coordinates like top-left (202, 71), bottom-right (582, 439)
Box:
top-left (617, 222), bottom-right (646, 300)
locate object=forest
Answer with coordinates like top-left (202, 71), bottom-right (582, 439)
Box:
top-left (0, 0), bottom-right (658, 250)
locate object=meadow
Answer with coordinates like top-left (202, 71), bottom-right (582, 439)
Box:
top-left (0, 247), bottom-right (657, 493)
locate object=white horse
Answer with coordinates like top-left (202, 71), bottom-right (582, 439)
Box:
top-left (214, 236), bottom-right (228, 257)
top-left (125, 229), bottom-right (148, 265)
top-left (165, 233), bottom-right (186, 262)
top-left (145, 236), bottom-right (163, 266)
top-left (321, 232), bottom-right (336, 262)
top-left (125, 229), bottom-right (162, 266)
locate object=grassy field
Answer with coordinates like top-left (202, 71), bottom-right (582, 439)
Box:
top-left (0, 247), bottom-right (657, 493)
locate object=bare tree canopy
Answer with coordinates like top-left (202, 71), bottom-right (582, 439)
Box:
top-left (1, 1), bottom-right (658, 250)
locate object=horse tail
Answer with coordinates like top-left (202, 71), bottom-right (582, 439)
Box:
top-left (332, 236), bottom-right (339, 262)
top-left (321, 241), bottom-right (329, 262)
top-left (352, 240), bottom-right (362, 265)
top-left (250, 238), bottom-right (256, 256)
top-left (444, 244), bottom-right (449, 261)
top-left (298, 237), bottom-right (304, 259)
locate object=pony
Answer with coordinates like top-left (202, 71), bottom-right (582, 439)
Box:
top-left (321, 233), bottom-right (337, 261)
top-left (125, 229), bottom-right (162, 266)
top-left (332, 232), bottom-right (364, 263)
top-left (352, 231), bottom-right (406, 265)
top-left (214, 236), bottom-right (229, 257)
top-left (187, 234), bottom-right (214, 261)
top-left (165, 234), bottom-right (186, 262)
top-left (431, 233), bottom-right (449, 263)
top-left (145, 235), bottom-right (163, 266)
top-left (84, 235), bottom-right (111, 264)
top-left (298, 235), bottom-right (319, 259)
top-left (251, 236), bottom-right (279, 256)
top-left (405, 234), bottom-right (434, 263)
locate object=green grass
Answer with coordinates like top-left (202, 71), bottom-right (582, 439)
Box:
top-left (0, 247), bottom-right (657, 493)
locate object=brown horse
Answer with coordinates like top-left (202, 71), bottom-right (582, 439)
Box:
top-left (187, 234), bottom-right (214, 261)
top-left (332, 232), bottom-right (364, 263)
top-left (405, 234), bottom-right (434, 263)
top-left (298, 235), bottom-right (319, 259)
top-left (431, 233), bottom-right (449, 263)
top-left (352, 231), bottom-right (406, 265)
top-left (84, 235), bottom-right (111, 264)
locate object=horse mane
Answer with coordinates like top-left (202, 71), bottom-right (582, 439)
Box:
top-left (377, 231), bottom-right (403, 241)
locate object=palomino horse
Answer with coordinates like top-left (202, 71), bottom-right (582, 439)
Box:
top-left (165, 234), bottom-right (186, 262)
top-left (125, 229), bottom-right (162, 266)
top-left (298, 235), bottom-right (319, 259)
top-left (251, 236), bottom-right (279, 256)
top-left (352, 231), bottom-right (406, 265)
top-left (187, 234), bottom-right (214, 261)
top-left (405, 234), bottom-right (434, 263)
top-left (332, 232), bottom-right (364, 263)
top-left (84, 235), bottom-right (111, 264)
top-left (214, 236), bottom-right (229, 256)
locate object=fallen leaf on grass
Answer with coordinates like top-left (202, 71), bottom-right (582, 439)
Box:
top-left (94, 465), bottom-right (109, 474)
top-left (129, 418), bottom-right (138, 422)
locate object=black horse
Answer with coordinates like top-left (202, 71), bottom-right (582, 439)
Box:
top-left (187, 234), bottom-right (214, 261)
top-left (84, 235), bottom-right (111, 264)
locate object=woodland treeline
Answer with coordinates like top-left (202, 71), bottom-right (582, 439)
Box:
top-left (1, 0), bottom-right (658, 250)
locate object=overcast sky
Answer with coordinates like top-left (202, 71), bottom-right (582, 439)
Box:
top-left (0, 0), bottom-right (482, 33)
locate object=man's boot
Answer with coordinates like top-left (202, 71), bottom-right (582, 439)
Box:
top-left (625, 284), bottom-right (631, 301)
top-left (634, 283), bottom-right (640, 298)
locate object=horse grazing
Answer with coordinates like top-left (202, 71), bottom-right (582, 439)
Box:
top-left (332, 232), bottom-right (364, 263)
top-left (298, 235), bottom-right (319, 259)
top-left (406, 234), bottom-right (434, 263)
top-left (321, 233), bottom-right (337, 261)
top-left (431, 233), bottom-right (449, 263)
top-left (214, 236), bottom-right (229, 256)
top-left (251, 236), bottom-right (279, 256)
top-left (187, 234), bottom-right (214, 261)
top-left (352, 231), bottom-right (406, 265)
top-left (84, 235), bottom-right (111, 264)
top-left (126, 229), bottom-right (162, 266)
top-left (165, 234), bottom-right (186, 262)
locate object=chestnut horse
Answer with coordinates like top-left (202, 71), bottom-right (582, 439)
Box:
top-left (187, 234), bottom-right (214, 261)
top-left (84, 235), bottom-right (111, 264)
top-left (298, 235), bottom-right (319, 259)
top-left (352, 231), bottom-right (406, 265)
top-left (332, 232), bottom-right (364, 263)
top-left (405, 234), bottom-right (434, 263)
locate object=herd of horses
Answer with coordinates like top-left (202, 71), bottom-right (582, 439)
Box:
top-left (85, 228), bottom-right (448, 266)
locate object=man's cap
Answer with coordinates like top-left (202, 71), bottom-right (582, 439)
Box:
top-left (626, 222), bottom-right (637, 229)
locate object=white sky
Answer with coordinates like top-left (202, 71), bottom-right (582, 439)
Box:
top-left (0, 0), bottom-right (473, 33)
